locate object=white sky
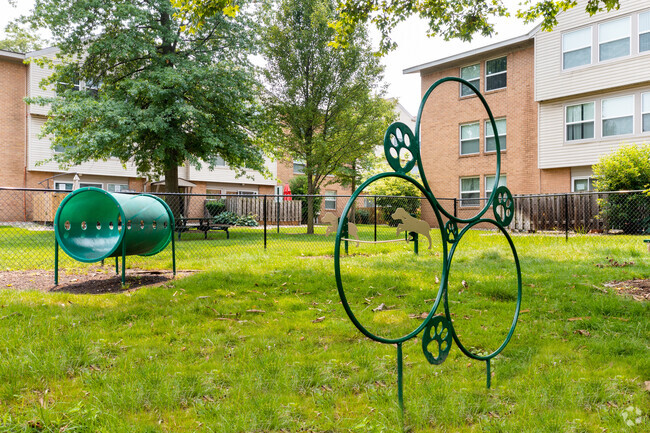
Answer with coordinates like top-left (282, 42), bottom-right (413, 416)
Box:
top-left (0, 0), bottom-right (535, 114)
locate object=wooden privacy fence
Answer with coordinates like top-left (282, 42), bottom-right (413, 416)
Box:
top-left (225, 197), bottom-right (302, 224)
top-left (511, 193), bottom-right (605, 232)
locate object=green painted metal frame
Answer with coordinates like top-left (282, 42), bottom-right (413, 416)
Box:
top-left (334, 77), bottom-right (523, 418)
top-left (53, 188), bottom-right (176, 286)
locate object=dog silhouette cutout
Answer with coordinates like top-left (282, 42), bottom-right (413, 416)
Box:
top-left (391, 207), bottom-right (432, 249)
top-left (323, 212), bottom-right (360, 246)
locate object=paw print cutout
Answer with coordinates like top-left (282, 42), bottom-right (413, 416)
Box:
top-left (421, 315), bottom-right (452, 365)
top-left (444, 220), bottom-right (458, 244)
top-left (493, 185), bottom-right (514, 227)
top-left (383, 122), bottom-right (417, 174)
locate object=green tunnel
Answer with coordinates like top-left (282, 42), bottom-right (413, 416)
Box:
top-left (54, 187), bottom-right (175, 263)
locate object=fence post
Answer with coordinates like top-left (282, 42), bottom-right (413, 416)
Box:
top-left (374, 196), bottom-right (377, 242)
top-left (276, 199), bottom-right (280, 233)
top-left (453, 198), bottom-right (458, 218)
top-left (263, 195), bottom-right (267, 249)
top-left (565, 193), bottom-right (569, 242)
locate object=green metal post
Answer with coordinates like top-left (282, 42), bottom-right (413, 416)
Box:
top-left (486, 359), bottom-right (491, 389)
top-left (54, 238), bottom-right (59, 285)
top-left (115, 256), bottom-right (118, 274)
top-left (171, 228), bottom-right (176, 277)
top-left (411, 232), bottom-right (418, 255)
top-left (343, 221), bottom-right (349, 255)
top-left (121, 241), bottom-right (126, 286)
top-left (397, 342), bottom-right (404, 414)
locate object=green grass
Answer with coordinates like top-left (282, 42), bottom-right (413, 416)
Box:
top-left (0, 227), bottom-right (648, 432)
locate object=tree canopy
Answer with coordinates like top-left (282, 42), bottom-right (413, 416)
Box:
top-left (0, 21), bottom-right (45, 53)
top-left (26, 0), bottom-right (268, 196)
top-left (261, 0), bottom-right (395, 233)
top-left (593, 143), bottom-right (650, 192)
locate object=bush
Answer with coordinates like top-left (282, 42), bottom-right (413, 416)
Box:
top-left (593, 144), bottom-right (650, 233)
top-left (213, 211), bottom-right (259, 227)
top-left (368, 177), bottom-right (421, 226)
top-left (205, 199), bottom-right (227, 217)
top-left (355, 208), bottom-right (371, 224)
top-left (289, 176), bottom-right (323, 224)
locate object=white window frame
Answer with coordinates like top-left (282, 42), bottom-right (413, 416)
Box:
top-left (484, 175), bottom-right (507, 198)
top-left (214, 156), bottom-right (226, 167)
top-left (459, 122), bottom-right (480, 155)
top-left (460, 63), bottom-right (480, 97)
top-left (275, 185), bottom-right (283, 203)
top-left (598, 16), bottom-right (631, 62)
top-left (562, 26), bottom-right (592, 70)
top-left (640, 11), bottom-right (650, 54)
top-left (565, 102), bottom-right (595, 142)
top-left (601, 95), bottom-right (634, 137)
top-left (293, 159), bottom-right (306, 174)
top-left (237, 190), bottom-right (257, 196)
top-left (324, 191), bottom-right (337, 210)
top-left (54, 182), bottom-right (73, 191)
top-left (484, 56), bottom-right (507, 92)
top-left (107, 183), bottom-right (129, 193)
top-left (642, 92), bottom-right (650, 133)
top-left (485, 118), bottom-right (506, 152)
top-left (572, 176), bottom-right (594, 192)
top-left (459, 176), bottom-right (480, 208)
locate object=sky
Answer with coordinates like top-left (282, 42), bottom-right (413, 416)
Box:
top-left (0, 0), bottom-right (535, 115)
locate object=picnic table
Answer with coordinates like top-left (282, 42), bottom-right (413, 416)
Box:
top-left (175, 218), bottom-right (230, 240)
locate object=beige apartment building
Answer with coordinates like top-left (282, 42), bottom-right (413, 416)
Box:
top-left (404, 0), bottom-right (650, 223)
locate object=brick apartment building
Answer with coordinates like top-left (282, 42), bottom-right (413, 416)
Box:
top-left (404, 0), bottom-right (650, 223)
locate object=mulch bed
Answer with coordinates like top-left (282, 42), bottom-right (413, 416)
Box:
top-left (0, 266), bottom-right (196, 294)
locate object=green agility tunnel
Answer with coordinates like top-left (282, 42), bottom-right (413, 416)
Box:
top-left (53, 187), bottom-right (176, 284)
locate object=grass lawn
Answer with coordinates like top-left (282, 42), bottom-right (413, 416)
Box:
top-left (0, 228), bottom-right (648, 432)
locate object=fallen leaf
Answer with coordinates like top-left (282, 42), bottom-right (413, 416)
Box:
top-left (574, 330), bottom-right (590, 337)
top-left (372, 303), bottom-right (388, 312)
top-left (520, 309), bottom-right (530, 314)
top-left (312, 316), bottom-right (325, 323)
top-left (645, 381), bottom-right (650, 392)
top-left (461, 280), bottom-right (469, 289)
top-left (568, 317), bottom-right (590, 322)
top-left (246, 309), bottom-right (266, 314)
top-left (181, 346), bottom-right (187, 351)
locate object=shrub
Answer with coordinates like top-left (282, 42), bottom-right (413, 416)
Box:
top-left (213, 211), bottom-right (259, 227)
top-left (593, 144), bottom-right (650, 234)
top-left (355, 208), bottom-right (371, 224)
top-left (289, 176), bottom-right (323, 224)
top-left (205, 199), bottom-right (227, 217)
top-left (367, 177), bottom-right (421, 226)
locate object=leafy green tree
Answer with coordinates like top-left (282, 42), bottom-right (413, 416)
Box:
top-left (261, 0), bottom-right (391, 234)
top-left (333, 0), bottom-right (622, 53)
top-left (26, 0), bottom-right (268, 211)
top-left (593, 143), bottom-right (650, 234)
top-left (0, 21), bottom-right (45, 53)
top-left (289, 175), bottom-right (323, 225)
top-left (367, 176), bottom-right (421, 226)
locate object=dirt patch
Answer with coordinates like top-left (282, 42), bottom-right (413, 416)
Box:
top-left (0, 266), bottom-right (197, 294)
top-left (603, 279), bottom-right (650, 302)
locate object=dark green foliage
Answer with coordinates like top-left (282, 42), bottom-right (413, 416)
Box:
top-left (354, 208), bottom-right (371, 224)
top-left (26, 0), bottom-right (268, 194)
top-left (205, 200), bottom-right (227, 217)
top-left (213, 211), bottom-right (258, 227)
top-left (368, 177), bottom-right (421, 227)
top-left (593, 144), bottom-right (650, 233)
top-left (0, 21), bottom-right (44, 53)
top-left (289, 176), bottom-right (323, 225)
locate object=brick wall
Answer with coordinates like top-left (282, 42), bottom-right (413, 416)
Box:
top-left (416, 42), bottom-right (539, 225)
top-left (0, 57), bottom-right (27, 189)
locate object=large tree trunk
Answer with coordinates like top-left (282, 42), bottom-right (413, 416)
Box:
top-left (164, 163), bottom-right (181, 220)
top-left (307, 175), bottom-right (315, 234)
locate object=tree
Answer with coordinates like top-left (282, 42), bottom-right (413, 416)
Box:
top-left (0, 21), bottom-right (45, 53)
top-left (333, 0), bottom-right (622, 53)
top-left (367, 176), bottom-right (421, 226)
top-left (261, 0), bottom-right (393, 234)
top-left (593, 143), bottom-right (650, 234)
top-left (289, 175), bottom-right (324, 225)
top-left (26, 0), bottom-right (268, 212)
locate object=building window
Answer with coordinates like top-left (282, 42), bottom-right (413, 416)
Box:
top-left (563, 27), bottom-right (592, 69)
top-left (460, 122), bottom-right (480, 155)
top-left (107, 183), bottom-right (129, 193)
top-left (215, 156), bottom-right (226, 166)
top-left (573, 177), bottom-right (594, 192)
top-left (55, 182), bottom-right (73, 191)
top-left (485, 175), bottom-right (507, 198)
top-left (598, 17), bottom-right (630, 62)
top-left (324, 190), bottom-right (337, 210)
top-left (460, 177), bottom-right (480, 207)
top-left (206, 189), bottom-right (222, 199)
top-left (293, 160), bottom-right (305, 174)
top-left (566, 102), bottom-right (595, 141)
top-left (485, 118), bottom-right (506, 152)
top-left (643, 93), bottom-right (650, 133)
top-left (602, 95), bottom-right (634, 137)
top-left (238, 191), bottom-right (257, 195)
top-left (485, 57), bottom-right (507, 91)
top-left (641, 11), bottom-right (650, 53)
top-left (460, 64), bottom-right (480, 97)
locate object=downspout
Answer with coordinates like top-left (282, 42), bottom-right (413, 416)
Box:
top-left (23, 56), bottom-right (29, 221)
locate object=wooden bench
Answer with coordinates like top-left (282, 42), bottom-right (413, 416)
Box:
top-left (175, 218), bottom-right (230, 240)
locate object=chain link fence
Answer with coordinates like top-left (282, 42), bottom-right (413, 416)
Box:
top-left (1, 188), bottom-right (648, 271)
